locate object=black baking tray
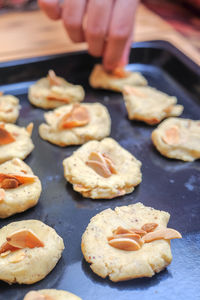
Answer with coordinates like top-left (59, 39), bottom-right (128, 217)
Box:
top-left (0, 41), bottom-right (199, 300)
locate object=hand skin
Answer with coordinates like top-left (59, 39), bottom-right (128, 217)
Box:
top-left (38, 0), bottom-right (139, 71)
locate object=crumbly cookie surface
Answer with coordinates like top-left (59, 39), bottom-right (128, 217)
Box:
top-left (0, 220), bottom-right (64, 284)
top-left (0, 123), bottom-right (34, 163)
top-left (28, 71), bottom-right (85, 109)
top-left (152, 117), bottom-right (200, 161)
top-left (81, 202), bottom-right (173, 281)
top-left (123, 86), bottom-right (184, 125)
top-left (0, 95), bottom-right (20, 123)
top-left (24, 289), bottom-right (82, 300)
top-left (63, 138), bottom-right (142, 199)
top-left (0, 158), bottom-right (42, 218)
top-left (39, 103), bottom-right (111, 147)
top-left (89, 64), bottom-right (147, 92)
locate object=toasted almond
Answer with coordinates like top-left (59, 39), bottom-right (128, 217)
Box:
top-left (162, 126), bottom-right (180, 145)
top-left (58, 104), bottom-right (90, 129)
top-left (113, 226), bottom-right (133, 235)
top-left (0, 250), bottom-right (11, 257)
top-left (110, 233), bottom-right (144, 246)
top-left (9, 251), bottom-right (25, 263)
top-left (0, 173), bottom-right (36, 189)
top-left (141, 223), bottom-right (158, 233)
top-left (142, 228), bottom-right (182, 243)
top-left (0, 241), bottom-right (20, 254)
top-left (108, 237), bottom-right (141, 251)
top-left (86, 160), bottom-right (111, 178)
top-left (0, 188), bottom-right (5, 203)
top-left (111, 67), bottom-right (129, 78)
top-left (6, 229), bottom-right (44, 249)
top-left (87, 152), bottom-right (117, 177)
top-left (26, 122), bottom-right (34, 136)
top-left (123, 85), bottom-right (145, 97)
top-left (0, 124), bottom-right (15, 145)
top-left (46, 92), bottom-right (70, 103)
top-left (48, 70), bottom-right (62, 86)
top-left (103, 154), bottom-right (117, 174)
top-left (130, 228), bottom-right (147, 236)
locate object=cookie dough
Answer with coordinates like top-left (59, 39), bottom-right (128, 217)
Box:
top-left (24, 289), bottom-right (82, 300)
top-left (39, 103), bottom-right (111, 147)
top-left (0, 220), bottom-right (64, 284)
top-left (63, 138), bottom-right (142, 199)
top-left (89, 64), bottom-right (147, 92)
top-left (152, 117), bottom-right (200, 161)
top-left (28, 70), bottom-right (85, 109)
top-left (123, 85), bottom-right (184, 125)
top-left (81, 202), bottom-right (182, 282)
top-left (0, 158), bottom-right (42, 218)
top-left (0, 93), bottom-right (20, 123)
top-left (0, 122), bottom-right (34, 163)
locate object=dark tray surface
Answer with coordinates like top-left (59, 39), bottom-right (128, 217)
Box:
top-left (0, 41), bottom-right (199, 300)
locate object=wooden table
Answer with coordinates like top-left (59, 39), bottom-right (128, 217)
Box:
top-left (0, 4), bottom-right (199, 65)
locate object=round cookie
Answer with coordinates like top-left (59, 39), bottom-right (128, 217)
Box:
top-left (152, 117), bottom-right (200, 161)
top-left (0, 220), bottom-right (64, 284)
top-left (0, 158), bottom-right (42, 218)
top-left (81, 202), bottom-right (181, 282)
top-left (89, 64), bottom-right (147, 92)
top-left (28, 70), bottom-right (85, 109)
top-left (0, 93), bottom-right (20, 123)
top-left (39, 103), bottom-right (111, 147)
top-left (123, 85), bottom-right (184, 125)
top-left (0, 122), bottom-right (34, 163)
top-left (24, 289), bottom-right (82, 300)
top-left (63, 138), bottom-right (142, 199)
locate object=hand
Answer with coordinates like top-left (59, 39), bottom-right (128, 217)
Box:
top-left (38, 0), bottom-right (139, 71)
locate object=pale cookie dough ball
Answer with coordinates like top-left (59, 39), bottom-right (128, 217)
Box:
top-left (123, 85), bottom-right (184, 125)
top-left (28, 70), bottom-right (85, 109)
top-left (0, 220), bottom-right (64, 284)
top-left (0, 122), bottom-right (34, 163)
top-left (89, 64), bottom-right (147, 92)
top-left (0, 94), bottom-right (20, 123)
top-left (39, 103), bottom-right (111, 147)
top-left (0, 158), bottom-right (42, 218)
top-left (24, 289), bottom-right (82, 300)
top-left (82, 202), bottom-right (180, 282)
top-left (63, 138), bottom-right (142, 199)
top-left (152, 117), bottom-right (200, 161)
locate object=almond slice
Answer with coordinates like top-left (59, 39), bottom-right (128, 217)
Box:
top-left (130, 228), bottom-right (147, 236)
top-left (86, 160), bottom-right (111, 178)
top-left (109, 233), bottom-right (144, 246)
top-left (113, 226), bottom-right (133, 235)
top-left (0, 124), bottom-right (15, 145)
top-left (0, 250), bottom-right (11, 257)
top-left (26, 122), bottom-right (34, 136)
top-left (0, 173), bottom-right (36, 189)
top-left (47, 70), bottom-right (62, 86)
top-left (142, 228), bottom-right (182, 243)
top-left (123, 85), bottom-right (145, 97)
top-left (102, 154), bottom-right (117, 174)
top-left (46, 92), bottom-right (70, 103)
top-left (6, 229), bottom-right (44, 249)
top-left (108, 237), bottom-right (141, 251)
top-left (9, 251), bottom-right (25, 263)
top-left (111, 67), bottom-right (129, 78)
top-left (58, 104), bottom-right (90, 129)
top-left (0, 241), bottom-right (20, 254)
top-left (87, 152), bottom-right (117, 177)
top-left (141, 223), bottom-right (158, 233)
top-left (0, 188), bottom-right (5, 203)
top-left (162, 126), bottom-right (180, 145)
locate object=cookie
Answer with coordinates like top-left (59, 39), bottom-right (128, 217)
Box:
top-left (152, 117), bottom-right (200, 161)
top-left (24, 289), bottom-right (82, 300)
top-left (0, 92), bottom-right (20, 123)
top-left (123, 85), bottom-right (184, 125)
top-left (39, 103), bottom-right (111, 147)
top-left (0, 220), bottom-right (64, 284)
top-left (63, 138), bottom-right (142, 199)
top-left (0, 158), bottom-right (42, 218)
top-left (28, 70), bottom-right (85, 109)
top-left (81, 202), bottom-right (182, 282)
top-left (89, 64), bottom-right (147, 92)
top-left (0, 122), bottom-right (34, 163)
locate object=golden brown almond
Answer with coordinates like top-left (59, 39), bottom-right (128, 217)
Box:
top-left (0, 241), bottom-right (20, 254)
top-left (0, 124), bottom-right (15, 145)
top-left (59, 104), bottom-right (90, 129)
top-left (26, 122), bottom-right (34, 136)
top-left (46, 92), bottom-right (70, 103)
top-left (0, 173), bottom-right (36, 189)
top-left (109, 233), bottom-right (144, 246)
top-left (113, 227), bottom-right (133, 235)
top-left (9, 251), bottom-right (25, 263)
top-left (7, 229), bottom-right (44, 249)
top-left (162, 126), bottom-right (180, 145)
top-left (142, 228), bottom-right (182, 243)
top-left (0, 250), bottom-right (11, 257)
top-left (103, 155), bottom-right (117, 174)
top-left (48, 70), bottom-right (62, 86)
top-left (108, 237), bottom-right (141, 251)
top-left (141, 223), bottom-right (158, 233)
top-left (130, 228), bottom-right (147, 236)
top-left (86, 160), bottom-right (111, 178)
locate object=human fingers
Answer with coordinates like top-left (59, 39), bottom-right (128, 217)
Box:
top-left (103, 0), bottom-right (138, 70)
top-left (62, 0), bottom-right (87, 43)
top-left (38, 0), bottom-right (61, 20)
top-left (85, 0), bottom-right (114, 57)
